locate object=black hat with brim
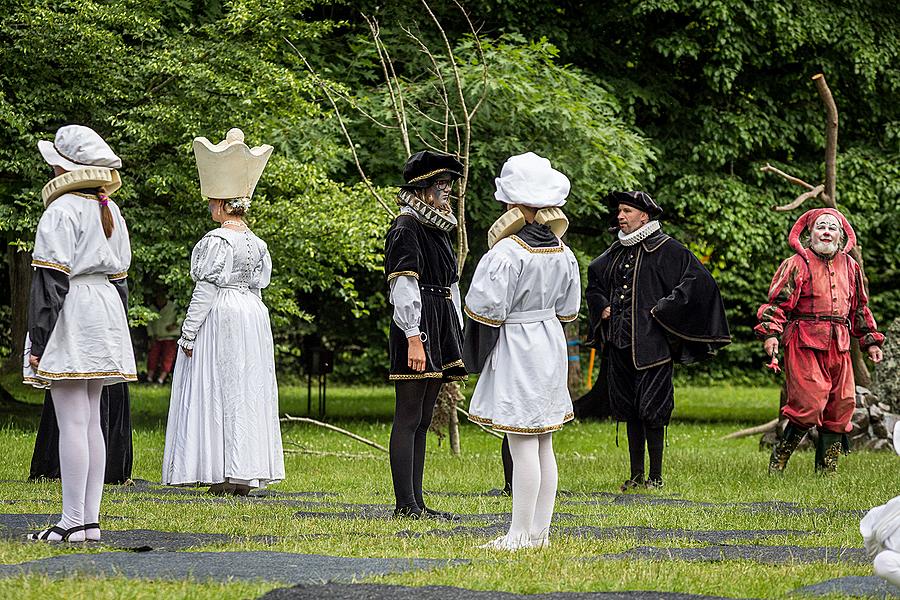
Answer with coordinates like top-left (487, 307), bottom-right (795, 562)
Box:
top-left (605, 190), bottom-right (663, 218)
top-left (399, 150), bottom-right (464, 189)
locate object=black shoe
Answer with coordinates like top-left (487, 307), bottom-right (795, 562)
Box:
top-left (620, 475), bottom-right (644, 492)
top-left (645, 477), bottom-right (664, 489)
top-left (393, 505), bottom-right (423, 519)
top-left (768, 423), bottom-right (808, 474)
top-left (422, 506), bottom-right (460, 521)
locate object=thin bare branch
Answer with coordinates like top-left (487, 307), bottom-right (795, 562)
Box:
top-left (282, 414), bottom-right (389, 453)
top-left (774, 184), bottom-right (825, 212)
top-left (722, 419), bottom-right (778, 440)
top-left (402, 24), bottom-right (453, 152)
top-left (452, 0), bottom-right (489, 116)
top-left (363, 14), bottom-right (411, 157)
top-left (285, 38), bottom-right (394, 216)
top-left (760, 163), bottom-right (816, 190)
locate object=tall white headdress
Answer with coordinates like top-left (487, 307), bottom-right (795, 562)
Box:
top-left (192, 128), bottom-right (273, 202)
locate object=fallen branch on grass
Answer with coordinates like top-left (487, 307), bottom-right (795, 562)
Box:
top-left (722, 418), bottom-right (778, 440)
top-left (283, 441), bottom-right (376, 459)
top-left (281, 414), bottom-right (389, 453)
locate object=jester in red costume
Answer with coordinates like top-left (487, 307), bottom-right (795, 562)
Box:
top-left (756, 208), bottom-right (884, 474)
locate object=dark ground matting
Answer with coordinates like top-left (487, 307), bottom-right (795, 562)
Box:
top-left (602, 545), bottom-right (869, 565)
top-left (792, 575), bottom-right (900, 597)
top-left (398, 525), bottom-right (812, 544)
top-left (257, 583), bottom-right (754, 600)
top-left (0, 551), bottom-right (463, 584)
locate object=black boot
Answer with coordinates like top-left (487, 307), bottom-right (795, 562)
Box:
top-left (814, 430), bottom-right (847, 474)
top-left (768, 423), bottom-right (807, 474)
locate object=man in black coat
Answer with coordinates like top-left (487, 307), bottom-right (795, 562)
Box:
top-left (586, 191), bottom-right (730, 490)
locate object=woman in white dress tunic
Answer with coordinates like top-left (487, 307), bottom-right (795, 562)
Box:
top-left (859, 422), bottom-right (900, 588)
top-left (24, 125), bottom-right (136, 541)
top-left (465, 152), bottom-right (581, 550)
top-left (162, 129), bottom-right (284, 495)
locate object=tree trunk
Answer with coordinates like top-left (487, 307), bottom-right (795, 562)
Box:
top-left (5, 247), bottom-right (31, 374)
top-left (565, 324), bottom-right (582, 398)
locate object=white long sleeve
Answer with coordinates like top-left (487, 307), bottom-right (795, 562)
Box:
top-left (450, 281), bottom-right (464, 329)
top-left (178, 281), bottom-right (217, 349)
top-left (389, 275), bottom-right (422, 337)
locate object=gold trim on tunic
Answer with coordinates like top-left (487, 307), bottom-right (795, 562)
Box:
top-left (107, 271), bottom-right (128, 281)
top-left (464, 306), bottom-right (503, 327)
top-left (32, 259), bottom-right (71, 274)
top-left (468, 412), bottom-right (575, 434)
top-left (441, 359), bottom-right (465, 370)
top-left (387, 271), bottom-right (420, 282)
top-left (509, 236), bottom-right (564, 254)
top-left (34, 369), bottom-right (138, 381)
top-left (557, 313), bottom-right (578, 322)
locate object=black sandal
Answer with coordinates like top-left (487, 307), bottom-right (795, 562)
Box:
top-left (83, 522), bottom-right (100, 540)
top-left (27, 524), bottom-right (85, 542)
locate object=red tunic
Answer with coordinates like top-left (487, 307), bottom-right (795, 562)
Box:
top-left (755, 251), bottom-right (884, 432)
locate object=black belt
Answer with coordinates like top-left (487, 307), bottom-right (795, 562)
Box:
top-left (791, 314), bottom-right (850, 326)
top-left (420, 284), bottom-right (451, 298)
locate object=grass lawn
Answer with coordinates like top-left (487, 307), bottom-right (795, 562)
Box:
top-left (0, 375), bottom-right (895, 599)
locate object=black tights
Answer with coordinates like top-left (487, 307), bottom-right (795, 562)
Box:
top-left (390, 379), bottom-right (442, 511)
top-left (501, 434), bottom-right (513, 493)
top-left (626, 419), bottom-right (665, 481)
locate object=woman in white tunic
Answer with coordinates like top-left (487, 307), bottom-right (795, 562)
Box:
top-left (162, 128), bottom-right (284, 495)
top-left (24, 125), bottom-right (136, 541)
top-left (464, 152), bottom-right (581, 550)
top-left (859, 422), bottom-right (900, 588)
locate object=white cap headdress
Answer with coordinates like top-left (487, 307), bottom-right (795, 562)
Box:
top-left (487, 152), bottom-right (571, 248)
top-left (193, 128), bottom-right (273, 207)
top-left (38, 125), bottom-right (123, 207)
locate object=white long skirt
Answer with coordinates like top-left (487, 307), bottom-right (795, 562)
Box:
top-left (467, 319), bottom-right (574, 434)
top-left (162, 290), bottom-right (285, 487)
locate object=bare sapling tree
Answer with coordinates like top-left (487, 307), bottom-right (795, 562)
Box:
top-left (288, 0), bottom-right (489, 455)
top-left (760, 72), bottom-right (872, 388)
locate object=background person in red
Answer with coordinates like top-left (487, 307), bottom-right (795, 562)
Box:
top-left (756, 208), bottom-right (884, 474)
top-left (146, 288), bottom-right (181, 384)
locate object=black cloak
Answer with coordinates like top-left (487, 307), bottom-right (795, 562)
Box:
top-left (586, 229), bottom-right (731, 369)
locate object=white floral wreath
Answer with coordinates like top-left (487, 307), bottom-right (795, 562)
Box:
top-left (227, 196), bottom-right (251, 211)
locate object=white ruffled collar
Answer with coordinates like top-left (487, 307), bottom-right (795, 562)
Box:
top-left (618, 220), bottom-right (660, 246)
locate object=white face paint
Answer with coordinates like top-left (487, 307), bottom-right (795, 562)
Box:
top-left (810, 214), bottom-right (841, 257)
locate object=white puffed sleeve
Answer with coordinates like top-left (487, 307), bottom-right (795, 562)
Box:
top-left (389, 275), bottom-right (422, 337)
top-left (107, 201), bottom-right (132, 281)
top-left (31, 206), bottom-right (76, 275)
top-left (178, 234), bottom-right (233, 349)
top-left (464, 248), bottom-right (519, 328)
top-left (555, 247), bottom-right (581, 322)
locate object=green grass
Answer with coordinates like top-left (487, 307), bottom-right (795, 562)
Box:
top-left (0, 375), bottom-right (895, 599)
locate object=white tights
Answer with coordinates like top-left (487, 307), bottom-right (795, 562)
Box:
top-left (874, 550), bottom-right (900, 587)
top-left (47, 379), bottom-right (106, 541)
top-left (495, 432), bottom-right (558, 550)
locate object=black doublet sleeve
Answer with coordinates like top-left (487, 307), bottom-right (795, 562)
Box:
top-left (384, 216), bottom-right (423, 283)
top-left (27, 268), bottom-right (70, 357)
top-left (462, 320), bottom-right (500, 373)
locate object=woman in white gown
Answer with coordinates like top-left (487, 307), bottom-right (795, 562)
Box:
top-left (162, 128), bottom-right (284, 495)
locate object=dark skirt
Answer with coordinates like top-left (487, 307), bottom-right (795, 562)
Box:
top-left (29, 383), bottom-right (133, 484)
top-left (389, 293), bottom-right (467, 382)
top-left (607, 345), bottom-right (674, 426)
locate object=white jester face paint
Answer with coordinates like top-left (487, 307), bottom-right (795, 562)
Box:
top-left (810, 213), bottom-right (841, 257)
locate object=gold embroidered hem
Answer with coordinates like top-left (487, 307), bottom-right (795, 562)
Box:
top-left (557, 313), bottom-right (578, 322)
top-left (389, 372), bottom-right (444, 380)
top-left (107, 271), bottom-right (128, 281)
top-left (387, 270), bottom-right (420, 282)
top-left (34, 369), bottom-right (138, 381)
top-left (32, 259), bottom-right (71, 274)
top-left (441, 359), bottom-right (465, 370)
top-left (464, 306), bottom-right (503, 327)
top-left (509, 236), bottom-right (563, 254)
top-left (468, 412), bottom-right (574, 434)
top-left (22, 376), bottom-right (50, 389)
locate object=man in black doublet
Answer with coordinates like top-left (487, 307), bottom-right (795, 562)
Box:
top-left (586, 191), bottom-right (730, 490)
top-left (384, 150), bottom-right (467, 519)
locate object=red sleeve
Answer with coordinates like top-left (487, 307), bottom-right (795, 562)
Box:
top-left (848, 258), bottom-right (884, 350)
top-left (754, 256), bottom-right (804, 339)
